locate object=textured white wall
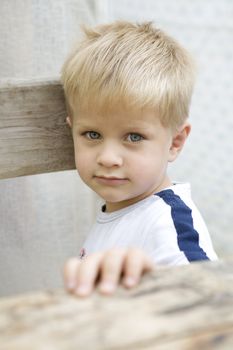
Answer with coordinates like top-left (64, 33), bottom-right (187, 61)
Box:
top-left (0, 0), bottom-right (108, 296)
top-left (107, 0), bottom-right (233, 257)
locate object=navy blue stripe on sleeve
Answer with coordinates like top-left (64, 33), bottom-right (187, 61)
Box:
top-left (156, 189), bottom-right (209, 262)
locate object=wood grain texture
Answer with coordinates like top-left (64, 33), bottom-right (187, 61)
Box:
top-left (0, 259), bottom-right (233, 349)
top-left (0, 79), bottom-right (75, 179)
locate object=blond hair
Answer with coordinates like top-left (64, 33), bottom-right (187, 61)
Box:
top-left (61, 21), bottom-right (196, 129)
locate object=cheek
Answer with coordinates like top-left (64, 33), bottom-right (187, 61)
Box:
top-left (75, 154), bottom-right (88, 173)
top-left (129, 151), bottom-right (167, 178)
top-left (74, 145), bottom-right (91, 175)
top-left (128, 154), bottom-right (153, 176)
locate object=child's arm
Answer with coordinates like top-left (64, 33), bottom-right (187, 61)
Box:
top-left (63, 248), bottom-right (154, 297)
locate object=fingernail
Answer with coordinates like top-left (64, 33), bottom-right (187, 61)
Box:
top-left (123, 277), bottom-right (137, 287)
top-left (66, 281), bottom-right (76, 291)
top-left (99, 281), bottom-right (115, 294)
top-left (75, 285), bottom-right (91, 296)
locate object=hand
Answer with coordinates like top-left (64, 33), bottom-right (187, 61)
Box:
top-left (63, 248), bottom-right (154, 297)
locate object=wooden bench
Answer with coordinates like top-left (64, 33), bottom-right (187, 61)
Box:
top-left (0, 260), bottom-right (233, 349)
top-left (0, 80), bottom-right (233, 349)
top-left (0, 79), bottom-right (75, 179)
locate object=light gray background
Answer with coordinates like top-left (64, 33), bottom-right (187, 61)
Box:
top-left (0, 0), bottom-right (232, 296)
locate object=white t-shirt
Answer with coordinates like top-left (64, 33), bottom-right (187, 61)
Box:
top-left (81, 183), bottom-right (218, 265)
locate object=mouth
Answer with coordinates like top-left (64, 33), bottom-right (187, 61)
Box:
top-left (94, 175), bottom-right (128, 186)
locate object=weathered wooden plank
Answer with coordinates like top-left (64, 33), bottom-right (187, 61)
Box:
top-left (0, 79), bottom-right (75, 179)
top-left (0, 259), bottom-right (233, 349)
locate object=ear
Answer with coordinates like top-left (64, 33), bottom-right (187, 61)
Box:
top-left (168, 122), bottom-right (191, 162)
top-left (66, 116), bottom-right (72, 128)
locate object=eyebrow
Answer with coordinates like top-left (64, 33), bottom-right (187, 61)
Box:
top-left (74, 120), bottom-right (155, 133)
top-left (74, 121), bottom-right (96, 128)
top-left (123, 123), bottom-right (153, 131)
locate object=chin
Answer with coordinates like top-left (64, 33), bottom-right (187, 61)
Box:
top-left (102, 196), bottom-right (123, 203)
top-left (100, 193), bottom-right (129, 203)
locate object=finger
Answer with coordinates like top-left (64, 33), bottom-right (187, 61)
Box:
top-left (63, 257), bottom-right (81, 292)
top-left (122, 248), bottom-right (154, 288)
top-left (99, 249), bottom-right (126, 295)
top-left (74, 252), bottom-right (103, 297)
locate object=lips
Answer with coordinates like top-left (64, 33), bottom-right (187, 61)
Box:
top-left (94, 175), bottom-right (128, 186)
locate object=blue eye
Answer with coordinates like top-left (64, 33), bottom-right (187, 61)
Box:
top-left (127, 133), bottom-right (143, 142)
top-left (85, 131), bottom-right (101, 140)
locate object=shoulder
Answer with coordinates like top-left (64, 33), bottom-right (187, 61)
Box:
top-left (155, 182), bottom-right (192, 202)
top-left (146, 184), bottom-right (217, 263)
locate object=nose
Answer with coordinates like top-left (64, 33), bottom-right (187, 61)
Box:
top-left (97, 143), bottom-right (123, 168)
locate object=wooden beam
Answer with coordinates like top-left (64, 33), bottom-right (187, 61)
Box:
top-left (0, 259), bottom-right (233, 349)
top-left (0, 79), bottom-right (75, 179)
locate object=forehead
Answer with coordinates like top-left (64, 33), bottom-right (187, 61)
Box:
top-left (74, 107), bottom-right (162, 128)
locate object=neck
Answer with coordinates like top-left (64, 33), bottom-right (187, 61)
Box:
top-left (105, 176), bottom-right (172, 212)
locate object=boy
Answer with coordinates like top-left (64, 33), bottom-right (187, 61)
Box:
top-left (61, 21), bottom-right (217, 297)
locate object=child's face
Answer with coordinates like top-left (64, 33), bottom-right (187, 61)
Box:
top-left (71, 109), bottom-right (178, 212)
